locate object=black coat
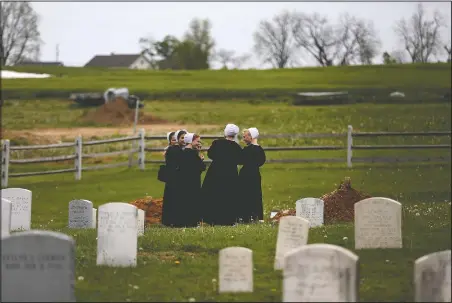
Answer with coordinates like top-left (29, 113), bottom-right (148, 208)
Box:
top-left (201, 138), bottom-right (243, 225)
top-left (161, 144), bottom-right (184, 227)
top-left (238, 144), bottom-right (266, 223)
top-left (179, 147), bottom-right (206, 227)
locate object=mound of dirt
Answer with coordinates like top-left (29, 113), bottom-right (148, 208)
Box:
top-left (271, 177), bottom-right (372, 224)
top-left (130, 196), bottom-right (163, 225)
top-left (83, 98), bottom-right (168, 126)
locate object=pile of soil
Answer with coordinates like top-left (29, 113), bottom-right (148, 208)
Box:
top-left (83, 98), bottom-right (168, 126)
top-left (130, 196), bottom-right (163, 225)
top-left (271, 177), bottom-right (372, 224)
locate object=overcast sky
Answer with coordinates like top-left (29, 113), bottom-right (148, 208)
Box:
top-left (32, 1), bottom-right (451, 69)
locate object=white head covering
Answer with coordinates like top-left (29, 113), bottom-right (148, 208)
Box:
top-left (184, 133), bottom-right (195, 144)
top-left (248, 127), bottom-right (259, 139)
top-left (166, 131), bottom-right (175, 142)
top-left (174, 129), bottom-right (188, 141)
top-left (224, 124), bottom-right (239, 137)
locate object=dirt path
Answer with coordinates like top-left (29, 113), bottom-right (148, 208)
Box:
top-left (4, 123), bottom-right (221, 144)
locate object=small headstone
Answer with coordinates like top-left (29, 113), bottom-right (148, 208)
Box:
top-left (295, 198), bottom-right (324, 227)
top-left (283, 244), bottom-right (359, 302)
top-left (1, 230), bottom-right (76, 302)
top-left (68, 199), bottom-right (93, 229)
top-left (92, 208), bottom-right (97, 228)
top-left (219, 247), bottom-right (253, 293)
top-left (354, 197), bottom-right (402, 249)
top-left (96, 202), bottom-right (138, 267)
top-left (274, 216), bottom-right (310, 270)
top-left (1, 188), bottom-right (32, 231)
top-left (2, 198), bottom-right (12, 237)
top-left (137, 209), bottom-right (145, 236)
top-left (414, 250), bottom-right (451, 302)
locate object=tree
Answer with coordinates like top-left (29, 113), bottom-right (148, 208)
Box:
top-left (445, 44), bottom-right (451, 63)
top-left (139, 35), bottom-right (180, 69)
top-left (394, 3), bottom-right (445, 63)
top-left (390, 50), bottom-right (407, 63)
top-left (214, 48), bottom-right (235, 69)
top-left (253, 10), bottom-right (295, 68)
top-left (183, 18), bottom-right (215, 69)
top-left (382, 52), bottom-right (396, 64)
top-left (0, 1), bottom-right (42, 66)
top-left (291, 12), bottom-right (338, 67)
top-left (231, 53), bottom-right (251, 69)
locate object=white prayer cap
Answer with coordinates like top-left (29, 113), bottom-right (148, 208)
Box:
top-left (248, 127), bottom-right (259, 139)
top-left (184, 133), bottom-right (195, 144)
top-left (166, 131), bottom-right (175, 142)
top-left (224, 124), bottom-right (239, 137)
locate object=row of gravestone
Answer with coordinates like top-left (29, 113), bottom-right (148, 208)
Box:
top-left (1, 230), bottom-right (450, 302)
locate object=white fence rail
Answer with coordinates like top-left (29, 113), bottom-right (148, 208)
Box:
top-left (1, 126), bottom-right (450, 187)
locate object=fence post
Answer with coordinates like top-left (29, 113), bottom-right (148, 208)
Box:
top-left (347, 125), bottom-right (353, 168)
top-left (1, 140), bottom-right (10, 188)
top-left (75, 136), bottom-right (82, 180)
top-left (138, 128), bottom-right (145, 170)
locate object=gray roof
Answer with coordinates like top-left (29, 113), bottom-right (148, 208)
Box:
top-left (84, 54), bottom-right (142, 68)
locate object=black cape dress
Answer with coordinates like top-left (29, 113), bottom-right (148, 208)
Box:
top-left (179, 147), bottom-right (206, 227)
top-left (201, 138), bottom-right (242, 225)
top-left (238, 144), bottom-right (266, 223)
top-left (161, 144), bottom-right (184, 227)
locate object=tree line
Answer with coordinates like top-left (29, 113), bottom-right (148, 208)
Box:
top-left (1, 2), bottom-right (451, 68)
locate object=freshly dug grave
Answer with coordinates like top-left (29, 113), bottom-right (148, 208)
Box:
top-left (82, 98), bottom-right (168, 126)
top-left (130, 196), bottom-right (163, 225)
top-left (271, 177), bottom-right (372, 224)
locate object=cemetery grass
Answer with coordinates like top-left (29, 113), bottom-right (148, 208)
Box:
top-left (7, 162), bottom-right (452, 302)
top-left (2, 63), bottom-right (451, 94)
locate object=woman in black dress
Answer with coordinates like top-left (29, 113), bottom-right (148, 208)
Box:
top-left (161, 129), bottom-right (187, 227)
top-left (201, 124), bottom-right (243, 226)
top-left (238, 127), bottom-right (266, 223)
top-left (179, 133), bottom-right (206, 227)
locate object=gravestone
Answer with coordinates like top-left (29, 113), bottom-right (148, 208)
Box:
top-left (296, 198), bottom-right (324, 227)
top-left (274, 216), bottom-right (310, 270)
top-left (68, 199), bottom-right (93, 229)
top-left (92, 208), bottom-right (97, 228)
top-left (137, 209), bottom-right (145, 236)
top-left (1, 230), bottom-right (76, 302)
top-left (414, 250), bottom-right (451, 302)
top-left (2, 198), bottom-right (12, 237)
top-left (219, 247), bottom-right (253, 293)
top-left (283, 244), bottom-right (359, 302)
top-left (96, 202), bottom-right (138, 267)
top-left (1, 188), bottom-right (32, 231)
top-left (354, 197), bottom-right (402, 249)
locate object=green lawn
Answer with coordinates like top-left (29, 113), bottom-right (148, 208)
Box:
top-left (2, 64), bottom-right (451, 101)
top-left (2, 97), bottom-right (451, 301)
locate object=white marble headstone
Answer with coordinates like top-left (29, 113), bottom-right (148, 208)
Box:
top-left (92, 208), bottom-right (97, 228)
top-left (1, 230), bottom-right (76, 302)
top-left (68, 199), bottom-right (93, 229)
top-left (2, 198), bottom-right (12, 237)
top-left (96, 202), bottom-right (138, 267)
top-left (354, 197), bottom-right (402, 249)
top-left (137, 209), bottom-right (145, 237)
top-left (219, 247), bottom-right (253, 293)
top-left (296, 198), bottom-right (324, 227)
top-left (1, 188), bottom-right (32, 231)
top-left (283, 244), bottom-right (359, 302)
top-left (414, 250), bottom-right (451, 302)
top-left (274, 216), bottom-right (310, 270)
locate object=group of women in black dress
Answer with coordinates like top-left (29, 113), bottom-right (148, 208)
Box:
top-left (160, 124), bottom-right (267, 227)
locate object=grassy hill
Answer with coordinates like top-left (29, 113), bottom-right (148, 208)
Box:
top-left (2, 63), bottom-right (451, 101)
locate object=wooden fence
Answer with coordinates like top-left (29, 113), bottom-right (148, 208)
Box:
top-left (1, 126), bottom-right (451, 187)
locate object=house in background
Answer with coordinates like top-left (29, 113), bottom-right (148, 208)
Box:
top-left (84, 52), bottom-right (152, 69)
top-left (15, 61), bottom-right (64, 67)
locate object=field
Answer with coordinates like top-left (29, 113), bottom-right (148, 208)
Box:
top-left (2, 63), bottom-right (451, 100)
top-left (2, 64), bottom-right (451, 302)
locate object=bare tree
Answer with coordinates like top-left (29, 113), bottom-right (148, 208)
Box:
top-left (0, 1), bottom-right (42, 66)
top-left (253, 10), bottom-right (295, 68)
top-left (231, 53), bottom-right (251, 69)
top-left (291, 12), bottom-right (338, 67)
top-left (214, 48), bottom-right (235, 69)
top-left (390, 50), bottom-right (407, 63)
top-left (394, 3), bottom-right (445, 63)
top-left (445, 44), bottom-right (451, 63)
